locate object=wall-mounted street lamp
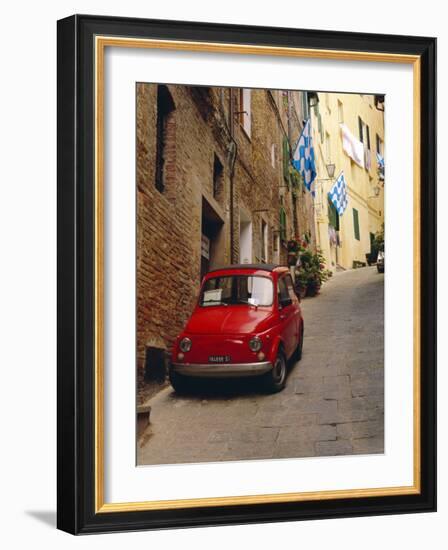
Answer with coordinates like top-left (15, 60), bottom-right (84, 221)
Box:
top-left (325, 162), bottom-right (336, 179)
top-left (312, 162), bottom-right (336, 213)
top-left (315, 162), bottom-right (336, 185)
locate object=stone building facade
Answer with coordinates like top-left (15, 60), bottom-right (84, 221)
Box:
top-left (136, 84), bottom-right (315, 391)
top-left (310, 92), bottom-right (385, 271)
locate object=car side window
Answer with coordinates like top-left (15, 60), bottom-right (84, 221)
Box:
top-left (285, 274), bottom-right (297, 302)
top-left (278, 277), bottom-right (290, 306)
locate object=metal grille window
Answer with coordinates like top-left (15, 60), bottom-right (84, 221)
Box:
top-left (155, 85), bottom-right (175, 193)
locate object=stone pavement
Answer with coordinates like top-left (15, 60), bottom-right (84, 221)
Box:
top-left (137, 266), bottom-right (384, 465)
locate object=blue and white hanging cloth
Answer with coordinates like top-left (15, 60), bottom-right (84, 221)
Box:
top-left (328, 171), bottom-right (349, 216)
top-left (292, 118), bottom-right (317, 197)
top-left (376, 152), bottom-right (385, 180)
top-left (376, 152), bottom-right (385, 170)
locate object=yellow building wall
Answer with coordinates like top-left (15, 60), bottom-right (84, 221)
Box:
top-left (311, 93), bottom-right (385, 271)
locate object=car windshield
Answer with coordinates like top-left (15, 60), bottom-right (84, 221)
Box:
top-left (200, 275), bottom-right (273, 307)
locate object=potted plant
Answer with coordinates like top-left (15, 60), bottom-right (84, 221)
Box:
top-left (295, 248), bottom-right (331, 297)
top-left (294, 271), bottom-right (308, 299)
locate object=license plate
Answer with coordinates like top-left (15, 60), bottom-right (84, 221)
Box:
top-left (208, 355), bottom-right (231, 363)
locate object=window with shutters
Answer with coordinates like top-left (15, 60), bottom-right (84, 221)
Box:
top-left (358, 117), bottom-right (371, 170)
top-left (353, 208), bottom-right (360, 241)
top-left (358, 116), bottom-right (364, 143)
top-left (239, 88), bottom-right (252, 137)
top-left (155, 85), bottom-right (176, 193)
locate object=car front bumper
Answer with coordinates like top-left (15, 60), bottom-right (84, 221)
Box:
top-left (171, 361), bottom-right (273, 378)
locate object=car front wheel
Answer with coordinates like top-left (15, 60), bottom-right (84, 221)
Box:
top-left (262, 350), bottom-right (287, 393)
top-left (169, 369), bottom-right (191, 394)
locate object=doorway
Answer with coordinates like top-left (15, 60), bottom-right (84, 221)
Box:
top-left (201, 197), bottom-right (224, 280)
top-left (239, 208), bottom-right (252, 264)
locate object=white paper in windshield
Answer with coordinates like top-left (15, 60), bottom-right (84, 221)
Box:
top-left (203, 289), bottom-right (223, 304)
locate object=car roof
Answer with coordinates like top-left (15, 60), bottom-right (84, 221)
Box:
top-left (206, 263), bottom-right (288, 275)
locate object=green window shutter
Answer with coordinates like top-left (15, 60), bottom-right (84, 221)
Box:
top-left (314, 103), bottom-right (324, 142)
top-left (327, 197), bottom-right (339, 230)
top-left (282, 136), bottom-right (290, 184)
top-left (279, 207), bottom-right (287, 242)
top-left (353, 208), bottom-right (360, 241)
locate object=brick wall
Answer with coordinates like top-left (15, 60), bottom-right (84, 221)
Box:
top-left (136, 84), bottom-right (315, 391)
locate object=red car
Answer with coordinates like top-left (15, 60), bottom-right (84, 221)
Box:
top-left (169, 264), bottom-right (304, 393)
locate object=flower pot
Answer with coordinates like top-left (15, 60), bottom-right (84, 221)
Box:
top-left (297, 286), bottom-right (307, 299)
top-left (306, 283), bottom-right (321, 297)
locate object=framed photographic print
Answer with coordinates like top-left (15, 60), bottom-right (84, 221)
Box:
top-left (57, 14), bottom-right (436, 534)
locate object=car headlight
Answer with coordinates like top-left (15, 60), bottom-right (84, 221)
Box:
top-left (179, 337), bottom-right (192, 352)
top-left (248, 336), bottom-right (262, 352)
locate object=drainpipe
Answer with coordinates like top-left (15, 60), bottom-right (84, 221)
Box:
top-left (288, 91), bottom-right (299, 240)
top-left (228, 89), bottom-right (237, 264)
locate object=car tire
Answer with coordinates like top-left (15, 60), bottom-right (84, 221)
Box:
top-left (262, 349), bottom-right (287, 393)
top-left (293, 325), bottom-right (304, 362)
top-left (169, 369), bottom-right (191, 394)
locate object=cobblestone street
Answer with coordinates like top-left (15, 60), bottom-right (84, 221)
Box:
top-left (137, 266), bottom-right (384, 465)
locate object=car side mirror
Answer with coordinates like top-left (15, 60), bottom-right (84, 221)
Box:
top-left (279, 297), bottom-right (292, 308)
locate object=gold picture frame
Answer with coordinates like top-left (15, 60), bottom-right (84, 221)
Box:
top-left (57, 15), bottom-right (436, 534)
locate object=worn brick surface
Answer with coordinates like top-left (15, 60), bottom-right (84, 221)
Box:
top-left (136, 85), bottom-right (315, 391)
top-left (138, 267), bottom-right (384, 465)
